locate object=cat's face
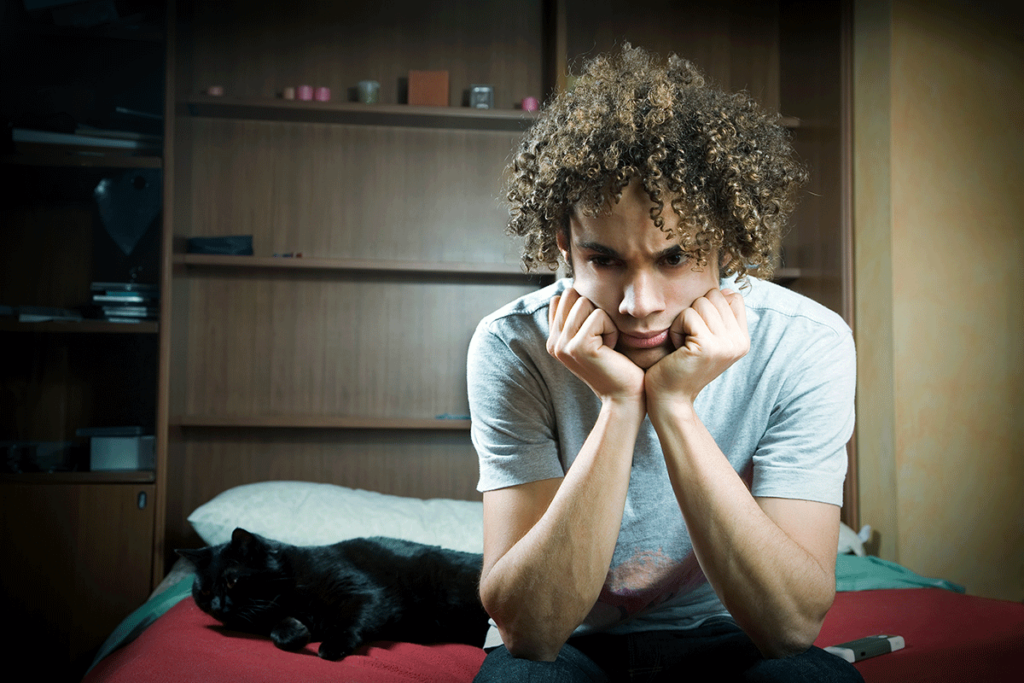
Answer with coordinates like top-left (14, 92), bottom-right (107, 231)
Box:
top-left (176, 528), bottom-right (286, 630)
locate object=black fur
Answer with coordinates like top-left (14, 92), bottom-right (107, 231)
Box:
top-left (175, 528), bottom-right (489, 660)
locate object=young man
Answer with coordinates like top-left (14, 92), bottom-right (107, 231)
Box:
top-left (467, 45), bottom-right (861, 682)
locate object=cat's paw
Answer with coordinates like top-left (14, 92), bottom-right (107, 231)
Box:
top-left (271, 616), bottom-right (311, 651)
top-left (317, 638), bottom-right (357, 661)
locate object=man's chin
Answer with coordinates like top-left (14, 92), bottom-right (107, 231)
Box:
top-left (618, 343), bottom-right (672, 370)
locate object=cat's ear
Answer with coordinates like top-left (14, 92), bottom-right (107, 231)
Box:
top-left (175, 547), bottom-right (212, 567)
top-left (231, 527), bottom-right (255, 545)
top-left (231, 527), bottom-right (267, 557)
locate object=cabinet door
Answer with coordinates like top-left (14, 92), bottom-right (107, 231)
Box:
top-left (0, 483), bottom-right (154, 679)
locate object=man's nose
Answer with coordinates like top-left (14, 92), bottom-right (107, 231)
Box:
top-left (619, 270), bottom-right (664, 319)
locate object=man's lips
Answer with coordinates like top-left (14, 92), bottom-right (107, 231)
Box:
top-left (618, 329), bottom-right (670, 349)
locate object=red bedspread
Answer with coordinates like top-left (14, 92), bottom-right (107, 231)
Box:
top-left (815, 589), bottom-right (1024, 682)
top-left (85, 588), bottom-right (1024, 683)
top-left (84, 599), bottom-right (487, 683)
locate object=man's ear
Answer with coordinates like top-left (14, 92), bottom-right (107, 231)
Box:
top-left (556, 228), bottom-right (571, 266)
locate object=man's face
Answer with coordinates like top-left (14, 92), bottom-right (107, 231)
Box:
top-left (557, 181), bottom-right (720, 369)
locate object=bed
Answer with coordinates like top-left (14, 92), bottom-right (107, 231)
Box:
top-left (83, 481), bottom-right (1024, 683)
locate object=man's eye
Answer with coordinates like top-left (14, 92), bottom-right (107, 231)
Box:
top-left (662, 253), bottom-right (688, 267)
top-left (588, 256), bottom-right (617, 268)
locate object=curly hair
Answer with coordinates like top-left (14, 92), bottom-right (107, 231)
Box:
top-left (505, 44), bottom-right (808, 282)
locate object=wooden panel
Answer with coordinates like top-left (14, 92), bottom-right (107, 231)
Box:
top-left (563, 0), bottom-right (781, 113)
top-left (184, 119), bottom-right (524, 265)
top-left (183, 276), bottom-right (535, 419)
top-left (70, 484), bottom-right (156, 663)
top-left (778, 1), bottom-right (848, 321)
top-left (184, 0), bottom-right (546, 109)
top-left (164, 429), bottom-right (481, 556)
top-left (0, 483), bottom-right (154, 680)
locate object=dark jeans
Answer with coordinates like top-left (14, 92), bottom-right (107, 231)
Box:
top-left (473, 618), bottom-right (864, 683)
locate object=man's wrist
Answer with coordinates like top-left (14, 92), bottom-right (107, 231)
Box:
top-left (647, 396), bottom-right (699, 431)
top-left (600, 394), bottom-right (647, 426)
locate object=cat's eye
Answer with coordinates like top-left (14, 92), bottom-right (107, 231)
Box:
top-left (225, 578), bottom-right (236, 589)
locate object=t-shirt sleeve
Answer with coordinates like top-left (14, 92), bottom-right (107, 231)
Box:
top-left (467, 317), bottom-right (566, 492)
top-left (750, 324), bottom-right (856, 506)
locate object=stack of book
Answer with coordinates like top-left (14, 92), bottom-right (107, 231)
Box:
top-left (91, 282), bottom-right (160, 323)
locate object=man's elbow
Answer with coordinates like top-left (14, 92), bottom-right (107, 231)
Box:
top-left (500, 629), bottom-right (563, 662)
top-left (482, 592), bottom-right (566, 662)
top-left (758, 629), bottom-right (819, 659)
top-left (753, 613), bottom-right (826, 659)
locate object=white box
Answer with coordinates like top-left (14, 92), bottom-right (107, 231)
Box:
top-left (90, 435), bottom-right (155, 471)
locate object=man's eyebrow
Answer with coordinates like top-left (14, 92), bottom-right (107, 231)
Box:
top-left (575, 241), bottom-right (620, 257)
top-left (575, 241), bottom-right (686, 260)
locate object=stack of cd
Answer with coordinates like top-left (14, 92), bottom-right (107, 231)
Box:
top-left (90, 282), bottom-right (160, 323)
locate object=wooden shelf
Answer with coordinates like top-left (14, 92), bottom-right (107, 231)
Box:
top-left (0, 471), bottom-right (155, 485)
top-left (177, 253), bottom-right (795, 283)
top-left (0, 319), bottom-right (159, 334)
top-left (176, 253), bottom-right (552, 280)
top-left (771, 268), bottom-right (802, 284)
top-left (1, 153), bottom-right (162, 169)
top-left (185, 94), bottom-right (540, 131)
top-left (185, 96), bottom-right (802, 132)
top-left (176, 414), bottom-right (472, 430)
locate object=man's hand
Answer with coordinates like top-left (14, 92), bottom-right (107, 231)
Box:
top-left (645, 288), bottom-right (750, 411)
top-left (548, 288), bottom-right (646, 405)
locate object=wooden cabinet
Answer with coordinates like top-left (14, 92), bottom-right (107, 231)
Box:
top-left (0, 479), bottom-right (155, 680)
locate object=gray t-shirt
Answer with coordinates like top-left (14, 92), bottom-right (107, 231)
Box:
top-left (467, 276), bottom-right (856, 636)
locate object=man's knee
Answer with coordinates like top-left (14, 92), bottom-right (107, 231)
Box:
top-left (473, 644), bottom-right (608, 683)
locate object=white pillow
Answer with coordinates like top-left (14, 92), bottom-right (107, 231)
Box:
top-left (188, 481), bottom-right (484, 554)
top-left (838, 522), bottom-right (869, 556)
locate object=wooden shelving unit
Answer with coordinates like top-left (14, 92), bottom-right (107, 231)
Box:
top-left (0, 4), bottom-right (167, 678)
top-left (1, 1), bottom-right (853, 677)
top-left (155, 0), bottom-right (851, 572)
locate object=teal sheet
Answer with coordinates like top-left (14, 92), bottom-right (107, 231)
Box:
top-left (88, 554), bottom-right (965, 674)
top-left (835, 554), bottom-right (965, 593)
top-left (88, 578), bottom-right (193, 674)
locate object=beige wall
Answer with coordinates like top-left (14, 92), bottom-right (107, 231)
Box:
top-left (854, 0), bottom-right (1024, 601)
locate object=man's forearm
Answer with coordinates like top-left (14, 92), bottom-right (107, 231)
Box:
top-left (650, 403), bottom-right (836, 658)
top-left (480, 399), bottom-right (643, 660)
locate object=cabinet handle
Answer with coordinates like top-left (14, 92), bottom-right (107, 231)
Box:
top-left (138, 491), bottom-right (147, 509)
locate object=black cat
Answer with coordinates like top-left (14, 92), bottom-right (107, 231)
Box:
top-left (175, 528), bottom-right (490, 660)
